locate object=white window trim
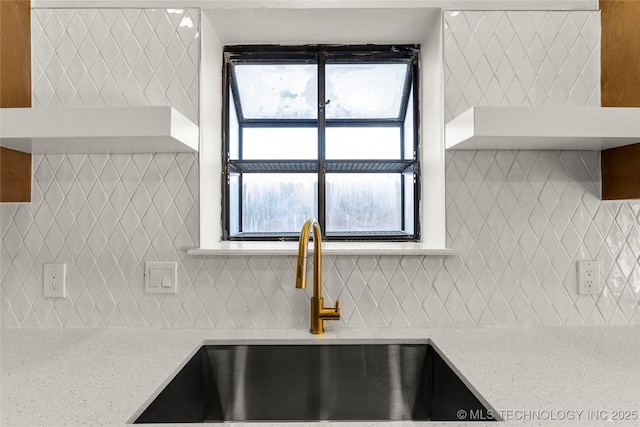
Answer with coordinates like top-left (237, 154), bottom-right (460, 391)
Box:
top-left (191, 10), bottom-right (454, 256)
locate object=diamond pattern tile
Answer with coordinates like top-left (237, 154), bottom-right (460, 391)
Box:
top-left (1, 153), bottom-right (198, 327)
top-left (4, 154), bottom-right (639, 328)
top-left (32, 8), bottom-right (199, 124)
top-left (444, 11), bottom-right (600, 122)
top-left (3, 7), bottom-right (639, 328)
top-left (446, 150), bottom-right (640, 327)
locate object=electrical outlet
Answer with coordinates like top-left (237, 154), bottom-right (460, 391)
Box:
top-left (577, 260), bottom-right (600, 295)
top-left (43, 263), bottom-right (66, 298)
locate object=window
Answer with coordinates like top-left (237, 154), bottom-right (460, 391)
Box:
top-left (222, 45), bottom-right (420, 241)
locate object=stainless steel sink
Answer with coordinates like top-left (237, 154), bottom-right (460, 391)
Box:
top-left (134, 343), bottom-right (495, 423)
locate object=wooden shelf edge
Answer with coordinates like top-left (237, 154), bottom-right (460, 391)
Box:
top-left (0, 147), bottom-right (31, 203)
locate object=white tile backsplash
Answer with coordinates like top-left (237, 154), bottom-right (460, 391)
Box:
top-left (3, 149), bottom-right (639, 328)
top-left (444, 11), bottom-right (601, 122)
top-left (2, 9), bottom-right (639, 328)
top-left (31, 8), bottom-right (199, 123)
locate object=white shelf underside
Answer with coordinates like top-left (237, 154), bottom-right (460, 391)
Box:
top-left (0, 107), bottom-right (199, 154)
top-left (446, 107), bottom-right (640, 151)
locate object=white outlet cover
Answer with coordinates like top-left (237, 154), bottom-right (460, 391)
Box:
top-left (43, 263), bottom-right (66, 298)
top-left (577, 260), bottom-right (600, 295)
top-left (144, 262), bottom-right (178, 294)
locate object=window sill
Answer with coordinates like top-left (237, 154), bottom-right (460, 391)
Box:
top-left (187, 242), bottom-right (457, 256)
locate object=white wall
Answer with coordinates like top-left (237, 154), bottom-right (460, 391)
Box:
top-left (444, 10), bottom-right (600, 121)
top-left (1, 8), bottom-right (639, 327)
top-left (30, 8), bottom-right (199, 123)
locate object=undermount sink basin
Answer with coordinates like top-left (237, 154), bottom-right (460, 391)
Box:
top-left (134, 343), bottom-right (495, 423)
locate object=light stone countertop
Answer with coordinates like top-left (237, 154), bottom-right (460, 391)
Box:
top-left (1, 326), bottom-right (639, 426)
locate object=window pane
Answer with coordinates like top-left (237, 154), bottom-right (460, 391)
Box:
top-left (241, 174), bottom-right (317, 233)
top-left (242, 128), bottom-right (317, 160)
top-left (229, 89), bottom-right (240, 159)
top-left (326, 127), bottom-right (401, 160)
top-left (403, 173), bottom-right (414, 235)
top-left (234, 64), bottom-right (317, 119)
top-left (325, 174), bottom-right (403, 232)
top-left (403, 86), bottom-right (415, 160)
top-left (325, 63), bottom-right (408, 119)
top-left (229, 173), bottom-right (240, 235)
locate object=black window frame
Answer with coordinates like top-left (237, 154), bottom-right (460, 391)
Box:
top-left (222, 44), bottom-right (421, 242)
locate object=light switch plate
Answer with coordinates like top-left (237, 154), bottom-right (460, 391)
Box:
top-left (144, 262), bottom-right (178, 294)
top-left (43, 263), bottom-right (66, 298)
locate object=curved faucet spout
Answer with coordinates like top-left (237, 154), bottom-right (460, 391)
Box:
top-left (295, 218), bottom-right (340, 334)
top-left (295, 219), bottom-right (322, 291)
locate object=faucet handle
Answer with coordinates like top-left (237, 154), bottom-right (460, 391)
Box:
top-left (334, 299), bottom-right (340, 312)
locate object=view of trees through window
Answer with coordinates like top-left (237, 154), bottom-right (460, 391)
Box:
top-left (223, 45), bottom-right (420, 241)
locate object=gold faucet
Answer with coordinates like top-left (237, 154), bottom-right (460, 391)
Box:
top-left (295, 218), bottom-right (340, 334)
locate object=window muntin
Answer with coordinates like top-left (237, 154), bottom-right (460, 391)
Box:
top-left (223, 45), bottom-right (419, 241)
